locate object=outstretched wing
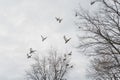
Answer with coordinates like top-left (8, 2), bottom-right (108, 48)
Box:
top-left (63, 35), bottom-right (67, 41)
top-left (44, 37), bottom-right (47, 39)
top-left (68, 38), bottom-right (71, 41)
top-left (41, 35), bottom-right (44, 39)
top-left (59, 18), bottom-right (62, 23)
top-left (55, 17), bottom-right (59, 21)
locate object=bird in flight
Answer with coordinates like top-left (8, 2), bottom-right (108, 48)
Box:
top-left (63, 35), bottom-right (71, 44)
top-left (55, 17), bottom-right (63, 23)
top-left (68, 51), bottom-right (72, 55)
top-left (41, 35), bottom-right (47, 42)
top-left (90, 1), bottom-right (96, 5)
top-left (27, 54), bottom-right (32, 59)
top-left (29, 48), bottom-right (36, 54)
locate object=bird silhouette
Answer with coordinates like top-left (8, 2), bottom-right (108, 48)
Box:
top-left (91, 1), bottom-right (96, 5)
top-left (41, 35), bottom-right (47, 42)
top-left (63, 35), bottom-right (71, 44)
top-left (55, 17), bottom-right (63, 23)
top-left (68, 51), bottom-right (72, 55)
top-left (29, 48), bottom-right (36, 54)
top-left (55, 17), bottom-right (59, 21)
top-left (27, 54), bottom-right (32, 59)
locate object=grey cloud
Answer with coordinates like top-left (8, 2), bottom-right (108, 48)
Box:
top-left (0, 0), bottom-right (89, 80)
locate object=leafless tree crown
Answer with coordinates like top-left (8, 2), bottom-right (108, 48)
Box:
top-left (26, 50), bottom-right (73, 80)
top-left (76, 0), bottom-right (120, 80)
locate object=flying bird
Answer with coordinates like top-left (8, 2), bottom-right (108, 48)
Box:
top-left (29, 48), bottom-right (36, 54)
top-left (68, 51), bottom-right (72, 55)
top-left (91, 1), bottom-right (96, 5)
top-left (55, 17), bottom-right (63, 23)
top-left (63, 35), bottom-right (71, 44)
top-left (27, 54), bottom-right (32, 59)
top-left (41, 35), bottom-right (47, 42)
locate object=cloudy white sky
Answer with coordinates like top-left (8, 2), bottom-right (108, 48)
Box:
top-left (0, 0), bottom-right (92, 80)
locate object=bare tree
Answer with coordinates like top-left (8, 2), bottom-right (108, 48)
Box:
top-left (25, 50), bottom-right (73, 80)
top-left (76, 0), bottom-right (120, 80)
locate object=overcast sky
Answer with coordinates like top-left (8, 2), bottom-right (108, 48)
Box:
top-left (0, 0), bottom-right (92, 80)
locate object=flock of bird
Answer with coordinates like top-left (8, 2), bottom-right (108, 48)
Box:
top-left (26, 0), bottom-right (95, 58)
top-left (26, 1), bottom-right (97, 71)
top-left (27, 17), bottom-right (72, 59)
